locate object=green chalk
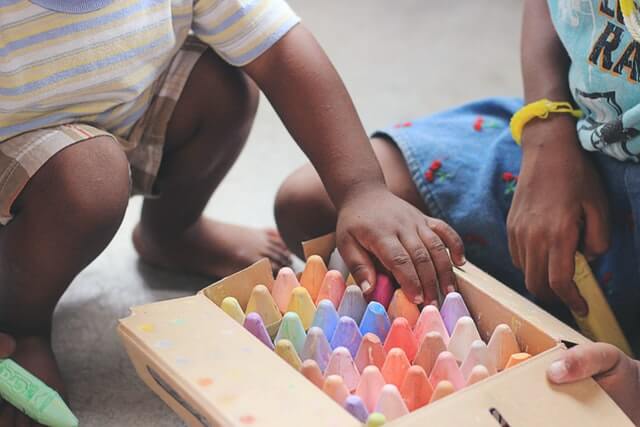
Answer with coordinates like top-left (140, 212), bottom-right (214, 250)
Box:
top-left (0, 359), bottom-right (78, 427)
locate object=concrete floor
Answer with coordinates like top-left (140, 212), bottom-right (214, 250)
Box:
top-left (54, 1), bottom-right (524, 425)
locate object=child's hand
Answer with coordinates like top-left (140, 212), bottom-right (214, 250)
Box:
top-left (0, 332), bottom-right (15, 358)
top-left (335, 186), bottom-right (465, 305)
top-left (506, 116), bottom-right (610, 315)
top-left (547, 343), bottom-right (640, 424)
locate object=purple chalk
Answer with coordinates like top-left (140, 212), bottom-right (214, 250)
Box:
top-left (338, 285), bottom-right (367, 324)
top-left (330, 316), bottom-right (363, 357)
top-left (440, 292), bottom-right (471, 335)
top-left (344, 395), bottom-right (369, 422)
top-left (301, 327), bottom-right (332, 372)
top-left (244, 312), bottom-right (274, 350)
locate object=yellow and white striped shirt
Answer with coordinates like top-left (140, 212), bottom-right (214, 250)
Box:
top-left (0, 0), bottom-right (299, 141)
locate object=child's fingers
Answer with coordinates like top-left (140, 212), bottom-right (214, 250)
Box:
top-left (547, 343), bottom-right (621, 384)
top-left (418, 225), bottom-right (457, 299)
top-left (0, 332), bottom-right (15, 358)
top-left (398, 234), bottom-right (436, 306)
top-left (337, 234), bottom-right (377, 295)
top-left (426, 218), bottom-right (466, 266)
top-left (372, 236), bottom-right (424, 304)
top-left (548, 243), bottom-right (587, 316)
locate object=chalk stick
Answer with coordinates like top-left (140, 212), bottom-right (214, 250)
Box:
top-left (447, 316), bottom-right (481, 363)
top-left (414, 305), bottom-right (450, 346)
top-left (356, 365), bottom-right (386, 413)
top-left (317, 270), bottom-right (346, 308)
top-left (286, 287), bottom-right (316, 330)
top-left (381, 348), bottom-right (411, 389)
top-left (330, 316), bottom-right (363, 358)
top-left (414, 331), bottom-right (447, 376)
top-left (221, 296), bottom-right (246, 324)
top-left (275, 312), bottom-right (307, 355)
top-left (243, 312), bottom-right (275, 350)
top-left (338, 285), bottom-right (367, 324)
top-left (375, 384), bottom-right (409, 421)
top-left (428, 351), bottom-right (465, 390)
top-left (325, 346), bottom-right (360, 392)
top-left (272, 267), bottom-right (301, 313)
top-left (359, 302), bottom-right (391, 342)
top-left (311, 299), bottom-right (340, 341)
top-left (440, 292), bottom-right (471, 335)
top-left (355, 333), bottom-right (387, 373)
top-left (388, 289), bottom-right (419, 328)
top-left (383, 317), bottom-right (418, 362)
top-left (300, 255), bottom-right (328, 301)
top-left (400, 365), bottom-right (432, 412)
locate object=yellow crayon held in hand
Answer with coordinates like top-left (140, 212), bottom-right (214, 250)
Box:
top-left (572, 253), bottom-right (633, 357)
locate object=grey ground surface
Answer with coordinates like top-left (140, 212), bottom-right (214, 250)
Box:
top-left (54, 1), bottom-right (523, 425)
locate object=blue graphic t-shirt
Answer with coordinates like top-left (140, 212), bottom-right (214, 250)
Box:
top-left (549, 0), bottom-right (640, 161)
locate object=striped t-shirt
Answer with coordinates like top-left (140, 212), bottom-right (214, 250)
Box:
top-left (0, 0), bottom-right (300, 142)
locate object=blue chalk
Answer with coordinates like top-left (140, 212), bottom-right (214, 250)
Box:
top-left (359, 301), bottom-right (391, 342)
top-left (311, 299), bottom-right (340, 341)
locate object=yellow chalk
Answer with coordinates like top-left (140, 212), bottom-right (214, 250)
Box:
top-left (221, 297), bottom-right (245, 324)
top-left (275, 339), bottom-right (303, 371)
top-left (286, 287), bottom-right (317, 330)
top-left (572, 253), bottom-right (633, 357)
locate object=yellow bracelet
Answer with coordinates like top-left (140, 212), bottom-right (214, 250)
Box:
top-left (509, 99), bottom-right (583, 145)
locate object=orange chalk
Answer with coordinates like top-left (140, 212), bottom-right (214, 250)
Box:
top-left (383, 317), bottom-right (418, 361)
top-left (275, 339), bottom-right (302, 371)
top-left (381, 348), bottom-right (411, 389)
top-left (325, 347), bottom-right (360, 392)
top-left (388, 289), bottom-right (420, 328)
top-left (356, 365), bottom-right (386, 413)
top-left (323, 375), bottom-right (350, 406)
top-left (300, 255), bottom-right (328, 301)
top-left (400, 365), bottom-right (433, 411)
top-left (429, 380), bottom-right (455, 403)
top-left (465, 365), bottom-right (490, 387)
top-left (487, 324), bottom-right (520, 371)
top-left (414, 305), bottom-right (450, 346)
top-left (301, 359), bottom-right (324, 388)
top-left (286, 287), bottom-right (316, 330)
top-left (316, 270), bottom-right (346, 307)
top-left (375, 384), bottom-right (409, 421)
top-left (245, 284), bottom-right (282, 326)
top-left (355, 333), bottom-right (387, 373)
top-left (505, 352), bottom-right (531, 369)
top-left (429, 351), bottom-right (465, 390)
top-left (447, 316), bottom-right (481, 363)
top-left (414, 331), bottom-right (447, 376)
top-left (272, 267), bottom-right (300, 313)
top-left (460, 340), bottom-right (496, 379)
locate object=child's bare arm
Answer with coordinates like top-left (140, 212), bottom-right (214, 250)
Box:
top-left (547, 343), bottom-right (640, 424)
top-left (507, 0), bottom-right (609, 315)
top-left (243, 25), bottom-right (465, 304)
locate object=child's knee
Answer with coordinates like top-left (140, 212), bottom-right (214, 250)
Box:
top-left (20, 136), bottom-right (130, 240)
top-left (274, 166), bottom-right (333, 231)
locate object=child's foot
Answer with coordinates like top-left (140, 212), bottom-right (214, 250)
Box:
top-left (0, 336), bottom-right (67, 425)
top-left (133, 218), bottom-right (292, 279)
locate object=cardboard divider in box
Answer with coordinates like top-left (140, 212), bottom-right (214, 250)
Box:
top-left (118, 234), bottom-right (634, 426)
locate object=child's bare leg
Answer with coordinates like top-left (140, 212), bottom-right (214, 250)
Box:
top-left (0, 137), bottom-right (130, 425)
top-left (275, 136), bottom-right (427, 257)
top-left (133, 50), bottom-right (290, 278)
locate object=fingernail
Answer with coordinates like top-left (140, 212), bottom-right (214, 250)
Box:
top-left (447, 286), bottom-right (456, 294)
top-left (548, 360), bottom-right (568, 382)
top-left (460, 255), bottom-right (467, 264)
top-left (413, 294), bottom-right (424, 304)
top-left (360, 280), bottom-right (373, 294)
top-left (430, 300), bottom-right (438, 308)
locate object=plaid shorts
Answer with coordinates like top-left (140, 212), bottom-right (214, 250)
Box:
top-left (0, 37), bottom-right (208, 225)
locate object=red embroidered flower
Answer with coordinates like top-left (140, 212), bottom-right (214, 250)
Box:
top-left (473, 116), bottom-right (484, 131)
top-left (394, 121), bottom-right (412, 128)
top-left (425, 170), bottom-right (434, 182)
top-left (430, 160), bottom-right (442, 171)
top-left (502, 172), bottom-right (514, 182)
